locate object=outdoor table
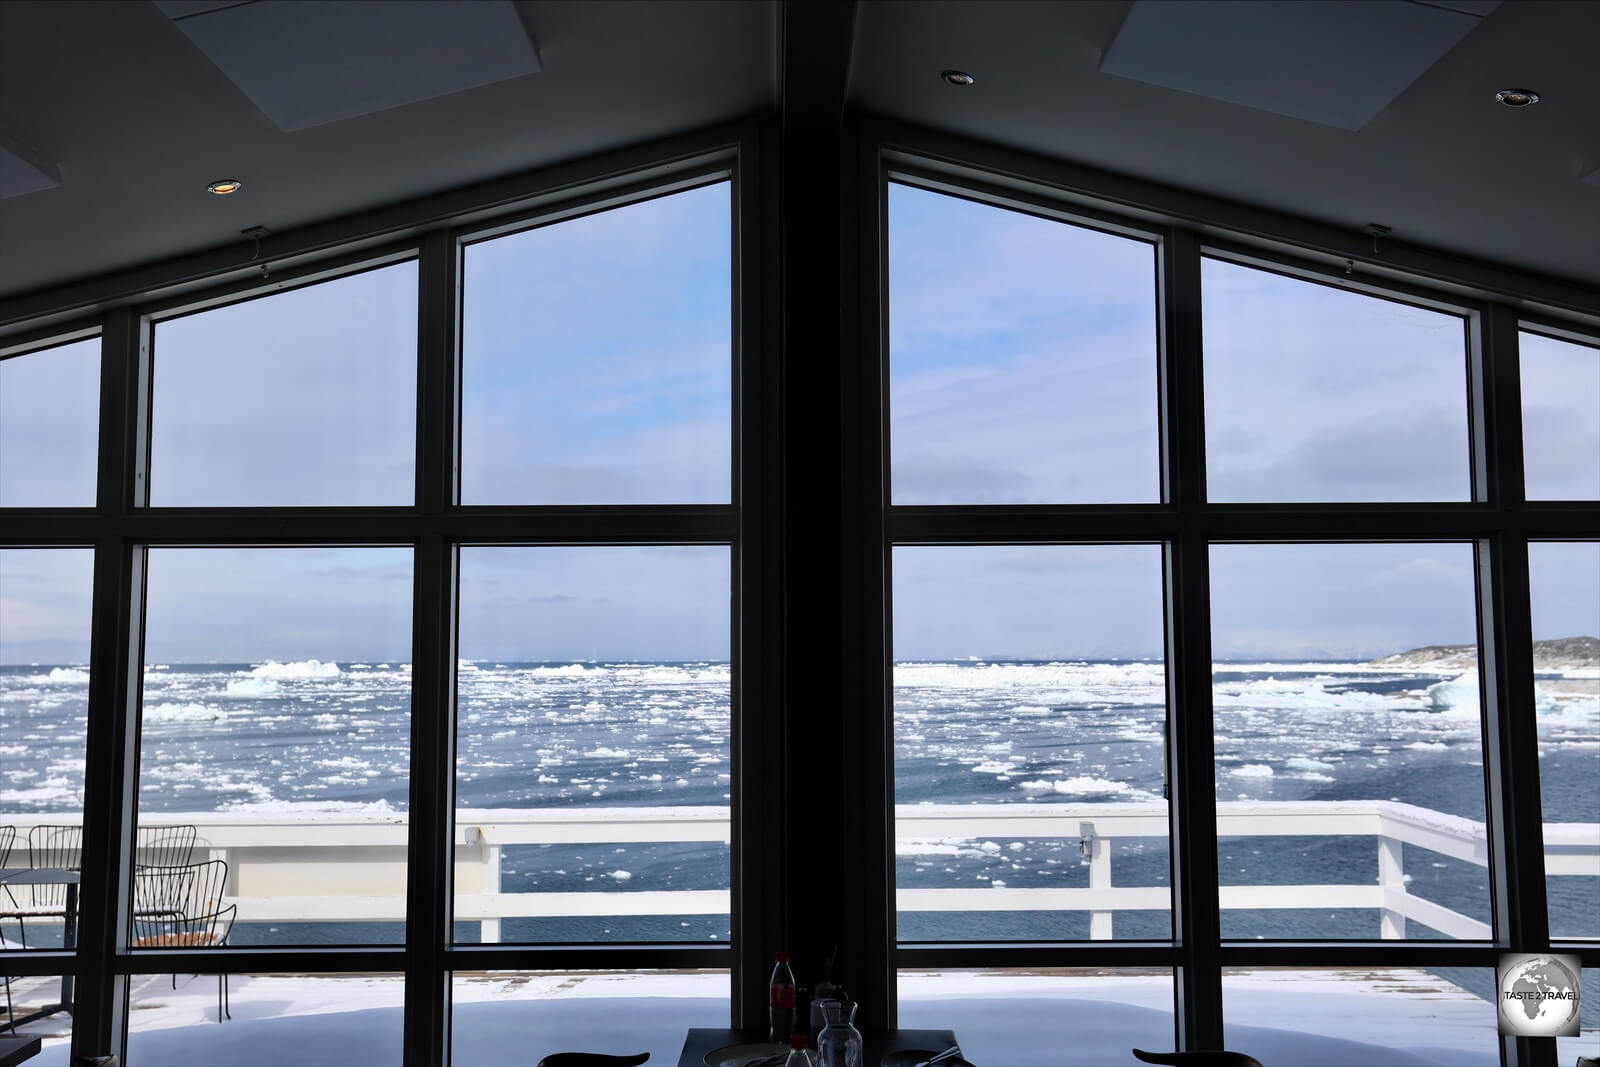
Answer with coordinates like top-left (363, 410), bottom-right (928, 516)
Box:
top-left (679, 1027), bottom-right (959, 1067)
top-left (0, 867), bottom-right (80, 1027)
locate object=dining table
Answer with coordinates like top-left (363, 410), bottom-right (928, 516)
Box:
top-left (0, 1035), bottom-right (42, 1067)
top-left (0, 1036), bottom-right (42, 1067)
top-left (0, 867), bottom-right (80, 1029)
top-left (679, 1027), bottom-right (960, 1067)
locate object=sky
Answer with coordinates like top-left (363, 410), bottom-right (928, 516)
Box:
top-left (1, 182), bottom-right (1597, 664)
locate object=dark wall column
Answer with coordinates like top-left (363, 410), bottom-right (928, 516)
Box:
top-left (773, 0), bottom-right (891, 1032)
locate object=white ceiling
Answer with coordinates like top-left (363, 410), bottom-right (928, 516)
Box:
top-left (1, 0), bottom-right (1597, 301)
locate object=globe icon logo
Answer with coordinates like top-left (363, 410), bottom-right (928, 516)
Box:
top-left (1497, 953), bottom-right (1581, 1037)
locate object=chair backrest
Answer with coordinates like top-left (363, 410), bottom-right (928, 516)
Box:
top-left (1132, 1051), bottom-right (1263, 1067)
top-left (136, 824), bottom-right (198, 868)
top-left (132, 858), bottom-right (234, 949)
top-left (25, 824), bottom-right (83, 909)
top-left (28, 824), bottom-right (82, 869)
top-left (0, 824), bottom-right (15, 868)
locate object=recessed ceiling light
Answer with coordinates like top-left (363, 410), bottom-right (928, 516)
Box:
top-left (941, 69), bottom-right (974, 87)
top-left (1495, 88), bottom-right (1539, 108)
top-left (207, 179), bottom-right (243, 195)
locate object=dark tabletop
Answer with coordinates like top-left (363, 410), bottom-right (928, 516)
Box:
top-left (679, 1028), bottom-right (959, 1067)
top-left (0, 1035), bottom-right (44, 1067)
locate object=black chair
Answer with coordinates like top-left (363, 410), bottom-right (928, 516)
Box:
top-left (537, 1055), bottom-right (649, 1067)
top-left (131, 859), bottom-right (237, 1022)
top-left (135, 824), bottom-right (198, 869)
top-left (0, 824), bottom-right (82, 950)
top-left (0, 824), bottom-right (13, 1032)
top-left (1133, 1051), bottom-right (1263, 1067)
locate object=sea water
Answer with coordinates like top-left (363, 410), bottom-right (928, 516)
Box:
top-left (1, 657), bottom-right (1594, 956)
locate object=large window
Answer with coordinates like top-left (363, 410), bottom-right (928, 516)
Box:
top-left (2, 130), bottom-right (1596, 1067)
top-left (1, 172), bottom-right (737, 1065)
top-left (884, 174), bottom-right (1597, 1061)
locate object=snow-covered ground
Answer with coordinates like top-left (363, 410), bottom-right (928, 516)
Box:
top-left (3, 968), bottom-right (1594, 1066)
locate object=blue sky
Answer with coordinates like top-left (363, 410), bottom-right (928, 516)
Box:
top-left (1, 183), bottom-right (1597, 663)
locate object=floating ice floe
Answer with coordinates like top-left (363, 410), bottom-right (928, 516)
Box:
top-left (249, 659), bottom-right (342, 680)
top-left (45, 667), bottom-right (89, 683)
top-left (145, 701), bottom-right (227, 723)
top-left (1230, 764), bottom-right (1274, 778)
top-left (1019, 775), bottom-right (1145, 797)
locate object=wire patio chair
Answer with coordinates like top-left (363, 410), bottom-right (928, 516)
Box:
top-left (0, 824), bottom-right (82, 950)
top-left (131, 859), bottom-right (237, 1022)
top-left (1, 825), bottom-right (14, 1032)
top-left (135, 824), bottom-right (198, 870)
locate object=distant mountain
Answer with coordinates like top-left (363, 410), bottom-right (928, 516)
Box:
top-left (1370, 635), bottom-right (1598, 671)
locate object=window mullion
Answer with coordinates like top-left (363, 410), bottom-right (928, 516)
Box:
top-left (71, 307), bottom-right (142, 1064)
top-left (403, 230), bottom-right (460, 1067)
top-left (1160, 228), bottom-right (1225, 1049)
top-left (1476, 305), bottom-right (1556, 1067)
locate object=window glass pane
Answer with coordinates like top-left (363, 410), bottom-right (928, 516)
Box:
top-left (136, 548), bottom-right (412, 947)
top-left (1203, 260), bottom-right (1470, 502)
top-left (125, 972), bottom-right (404, 1065)
top-left (888, 185), bottom-right (1159, 503)
top-left (1, 549), bottom-right (90, 1049)
top-left (1, 547), bottom-right (92, 971)
top-left (452, 970), bottom-right (728, 1067)
top-left (460, 184), bottom-right (731, 504)
top-left (1562, 966), bottom-right (1598, 1062)
top-left (1222, 968), bottom-right (1497, 1064)
top-left (455, 547), bottom-right (730, 944)
top-left (1520, 332), bottom-right (1600, 499)
top-left (1210, 542), bottom-right (1489, 940)
top-left (900, 968), bottom-right (1173, 1063)
top-left (893, 546), bottom-right (1169, 941)
top-left (1529, 541), bottom-right (1599, 940)
top-left (148, 263), bottom-right (417, 505)
top-left (0, 338), bottom-right (99, 506)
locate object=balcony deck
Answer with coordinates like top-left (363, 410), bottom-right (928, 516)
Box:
top-left (2, 801), bottom-right (1595, 1063)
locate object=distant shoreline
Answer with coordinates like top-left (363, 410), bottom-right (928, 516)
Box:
top-left (1371, 635), bottom-right (1599, 671)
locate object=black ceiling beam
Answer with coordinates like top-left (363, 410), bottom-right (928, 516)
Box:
top-left (780, 0), bottom-right (856, 136)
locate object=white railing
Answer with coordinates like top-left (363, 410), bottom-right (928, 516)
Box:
top-left (2, 802), bottom-right (1595, 941)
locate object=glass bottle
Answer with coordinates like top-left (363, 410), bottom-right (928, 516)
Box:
top-left (813, 998), bottom-right (862, 1067)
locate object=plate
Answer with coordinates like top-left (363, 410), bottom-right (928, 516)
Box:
top-left (703, 1042), bottom-right (790, 1067)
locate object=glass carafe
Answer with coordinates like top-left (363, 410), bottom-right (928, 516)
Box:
top-left (814, 998), bottom-right (862, 1067)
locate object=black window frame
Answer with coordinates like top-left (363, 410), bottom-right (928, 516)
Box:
top-left (1, 113), bottom-right (1596, 1067)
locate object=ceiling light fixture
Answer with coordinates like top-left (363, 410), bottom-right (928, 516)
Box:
top-left (207, 179), bottom-right (243, 195)
top-left (941, 69), bottom-right (974, 87)
top-left (1495, 88), bottom-right (1539, 108)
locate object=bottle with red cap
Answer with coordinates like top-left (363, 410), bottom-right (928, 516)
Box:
top-left (769, 951), bottom-right (797, 1043)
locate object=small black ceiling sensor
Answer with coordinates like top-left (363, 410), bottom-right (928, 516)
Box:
top-left (1495, 88), bottom-right (1539, 107)
top-left (941, 69), bottom-right (975, 87)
